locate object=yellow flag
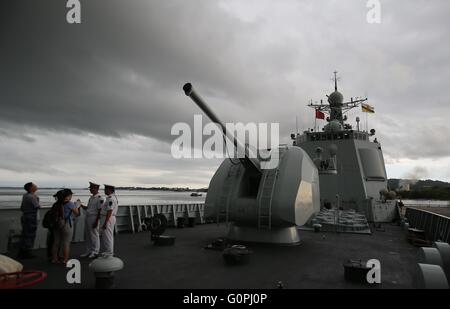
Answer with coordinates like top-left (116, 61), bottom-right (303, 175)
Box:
top-left (362, 103), bottom-right (375, 113)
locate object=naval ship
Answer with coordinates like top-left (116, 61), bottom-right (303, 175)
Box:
top-left (1, 74), bottom-right (449, 289)
top-left (294, 72), bottom-right (388, 215)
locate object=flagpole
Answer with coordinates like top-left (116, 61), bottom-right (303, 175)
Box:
top-left (314, 113), bottom-right (317, 132)
top-left (366, 112), bottom-right (368, 132)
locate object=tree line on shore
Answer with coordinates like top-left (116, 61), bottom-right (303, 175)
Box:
top-left (389, 179), bottom-right (450, 200)
top-left (116, 186), bottom-right (208, 192)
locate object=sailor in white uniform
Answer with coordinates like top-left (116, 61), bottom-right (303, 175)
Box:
top-left (79, 182), bottom-right (103, 258)
top-left (97, 184), bottom-right (118, 257)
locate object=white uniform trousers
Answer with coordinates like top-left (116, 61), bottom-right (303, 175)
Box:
top-left (100, 216), bottom-right (116, 257)
top-left (84, 214), bottom-right (100, 254)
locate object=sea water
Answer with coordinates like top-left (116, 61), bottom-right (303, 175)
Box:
top-left (0, 188), bottom-right (206, 209)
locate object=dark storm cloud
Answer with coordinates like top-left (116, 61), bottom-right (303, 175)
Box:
top-left (0, 127), bottom-right (36, 143)
top-left (1, 1), bottom-right (448, 143)
top-left (0, 0), bottom-right (277, 141)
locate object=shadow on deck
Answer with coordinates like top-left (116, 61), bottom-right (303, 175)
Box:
top-left (9, 223), bottom-right (418, 289)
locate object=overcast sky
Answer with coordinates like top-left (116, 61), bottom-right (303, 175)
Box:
top-left (1, 0), bottom-right (449, 188)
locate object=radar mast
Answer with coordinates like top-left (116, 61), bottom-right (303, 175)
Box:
top-left (308, 71), bottom-right (368, 129)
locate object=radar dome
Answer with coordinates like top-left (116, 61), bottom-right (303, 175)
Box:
top-left (328, 91), bottom-right (343, 106)
top-left (324, 120), bottom-right (343, 132)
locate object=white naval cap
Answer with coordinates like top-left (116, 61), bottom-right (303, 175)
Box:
top-left (104, 184), bottom-right (116, 190)
top-left (88, 181), bottom-right (100, 188)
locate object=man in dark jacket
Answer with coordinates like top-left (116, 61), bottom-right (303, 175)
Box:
top-left (18, 182), bottom-right (40, 259)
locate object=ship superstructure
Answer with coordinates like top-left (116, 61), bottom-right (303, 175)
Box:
top-left (293, 73), bottom-right (389, 219)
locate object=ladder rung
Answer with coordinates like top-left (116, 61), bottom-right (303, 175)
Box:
top-left (256, 170), bottom-right (278, 232)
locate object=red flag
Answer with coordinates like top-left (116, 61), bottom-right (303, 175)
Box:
top-left (315, 109), bottom-right (325, 120)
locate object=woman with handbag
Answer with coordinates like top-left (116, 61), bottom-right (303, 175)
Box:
top-left (51, 189), bottom-right (80, 264)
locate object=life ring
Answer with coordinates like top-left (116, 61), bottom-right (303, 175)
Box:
top-left (0, 270), bottom-right (47, 289)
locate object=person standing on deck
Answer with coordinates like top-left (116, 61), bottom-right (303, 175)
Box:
top-left (46, 189), bottom-right (65, 261)
top-left (51, 189), bottom-right (80, 264)
top-left (79, 182), bottom-right (104, 259)
top-left (95, 184), bottom-right (118, 257)
top-left (18, 182), bottom-right (40, 259)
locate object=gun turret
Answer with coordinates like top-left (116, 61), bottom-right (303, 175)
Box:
top-left (183, 83), bottom-right (261, 174)
top-left (182, 83), bottom-right (320, 245)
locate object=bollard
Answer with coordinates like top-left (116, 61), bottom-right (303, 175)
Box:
top-left (223, 245), bottom-right (252, 266)
top-left (89, 256), bottom-right (124, 289)
top-left (313, 223), bottom-right (322, 233)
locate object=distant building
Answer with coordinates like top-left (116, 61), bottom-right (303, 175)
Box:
top-left (388, 179), bottom-right (412, 191)
top-left (388, 179), bottom-right (401, 190)
top-left (398, 181), bottom-right (411, 192)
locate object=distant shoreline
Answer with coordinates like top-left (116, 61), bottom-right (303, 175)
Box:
top-left (115, 187), bottom-right (208, 192)
top-left (0, 187), bottom-right (208, 192)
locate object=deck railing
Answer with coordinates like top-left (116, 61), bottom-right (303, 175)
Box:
top-left (405, 207), bottom-right (450, 243)
top-left (0, 203), bottom-right (205, 253)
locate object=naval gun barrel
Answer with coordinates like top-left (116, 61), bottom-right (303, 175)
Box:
top-left (183, 83), bottom-right (261, 173)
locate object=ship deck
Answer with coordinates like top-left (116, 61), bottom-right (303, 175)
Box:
top-left (11, 223), bottom-right (419, 289)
